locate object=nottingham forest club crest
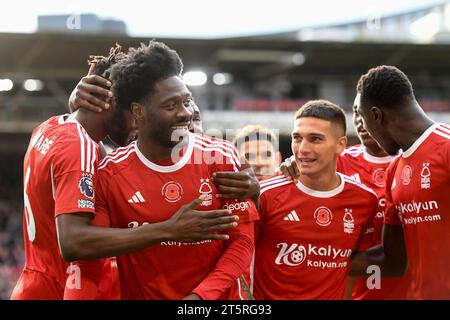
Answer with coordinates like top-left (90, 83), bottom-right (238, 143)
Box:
top-left (162, 181), bottom-right (183, 203)
top-left (198, 178), bottom-right (213, 206)
top-left (79, 173), bottom-right (94, 199)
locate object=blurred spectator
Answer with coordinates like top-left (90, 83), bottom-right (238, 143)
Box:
top-left (0, 182), bottom-right (23, 300)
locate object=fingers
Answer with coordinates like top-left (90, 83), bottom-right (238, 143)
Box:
top-left (76, 90), bottom-right (110, 110)
top-left (214, 177), bottom-right (251, 188)
top-left (73, 99), bottom-right (104, 113)
top-left (87, 62), bottom-right (97, 76)
top-left (239, 156), bottom-right (251, 170)
top-left (216, 193), bottom-right (242, 200)
top-left (79, 80), bottom-right (112, 98)
top-left (182, 198), bottom-right (203, 212)
top-left (200, 209), bottom-right (233, 218)
top-left (206, 221), bottom-right (238, 232)
top-left (292, 159), bottom-right (300, 178)
top-left (215, 185), bottom-right (246, 195)
top-left (213, 171), bottom-right (247, 180)
top-left (202, 233), bottom-right (230, 241)
top-left (206, 215), bottom-right (239, 226)
top-left (84, 74), bottom-right (112, 89)
top-left (284, 157), bottom-right (298, 181)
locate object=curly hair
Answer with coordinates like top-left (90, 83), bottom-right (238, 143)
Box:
top-left (357, 65), bottom-right (414, 109)
top-left (87, 43), bottom-right (127, 79)
top-left (110, 40), bottom-right (184, 111)
top-left (295, 99), bottom-right (347, 135)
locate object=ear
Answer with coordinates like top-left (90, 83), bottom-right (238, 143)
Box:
top-left (337, 135), bottom-right (347, 155)
top-left (370, 106), bottom-right (383, 124)
top-left (131, 102), bottom-right (144, 121)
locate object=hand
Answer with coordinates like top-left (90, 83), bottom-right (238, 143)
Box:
top-left (212, 158), bottom-right (260, 200)
top-left (68, 63), bottom-right (113, 113)
top-left (166, 197), bottom-right (239, 243)
top-left (279, 155), bottom-right (299, 182)
top-left (183, 293), bottom-right (202, 300)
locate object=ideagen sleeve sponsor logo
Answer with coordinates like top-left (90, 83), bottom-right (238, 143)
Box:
top-left (222, 201), bottom-right (252, 212)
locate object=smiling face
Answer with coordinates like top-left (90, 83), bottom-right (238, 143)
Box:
top-left (133, 76), bottom-right (193, 148)
top-left (291, 117), bottom-right (347, 177)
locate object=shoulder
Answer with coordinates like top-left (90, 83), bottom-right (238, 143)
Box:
top-left (431, 123), bottom-right (450, 145)
top-left (341, 173), bottom-right (378, 200)
top-left (259, 176), bottom-right (294, 199)
top-left (193, 134), bottom-right (241, 171)
top-left (98, 141), bottom-right (137, 176)
top-left (341, 144), bottom-right (364, 158)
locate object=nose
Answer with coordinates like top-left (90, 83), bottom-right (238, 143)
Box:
top-left (298, 139), bottom-right (311, 155)
top-left (250, 155), bottom-right (264, 167)
top-left (178, 102), bottom-right (193, 122)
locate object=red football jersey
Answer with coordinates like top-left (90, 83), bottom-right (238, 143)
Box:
top-left (338, 145), bottom-right (410, 300)
top-left (253, 173), bottom-right (378, 300)
top-left (11, 115), bottom-right (99, 300)
top-left (82, 133), bottom-right (258, 300)
top-left (384, 123), bottom-right (450, 299)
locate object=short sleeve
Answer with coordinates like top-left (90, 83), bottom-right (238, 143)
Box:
top-left (53, 131), bottom-right (99, 217)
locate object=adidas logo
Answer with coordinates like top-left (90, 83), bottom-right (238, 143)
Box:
top-left (128, 191), bottom-right (145, 203)
top-left (284, 210), bottom-right (300, 222)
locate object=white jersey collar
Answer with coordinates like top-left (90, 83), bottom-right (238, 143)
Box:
top-left (296, 172), bottom-right (345, 198)
top-left (135, 132), bottom-right (195, 173)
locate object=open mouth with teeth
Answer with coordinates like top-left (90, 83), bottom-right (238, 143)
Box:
top-left (298, 158), bottom-right (316, 164)
top-left (171, 125), bottom-right (189, 131)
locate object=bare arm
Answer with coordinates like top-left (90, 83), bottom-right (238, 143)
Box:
top-left (56, 198), bottom-right (239, 262)
top-left (350, 224), bottom-right (407, 277)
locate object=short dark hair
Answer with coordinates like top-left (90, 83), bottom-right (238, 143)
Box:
top-left (110, 41), bottom-right (183, 111)
top-left (295, 100), bottom-right (346, 135)
top-left (357, 65), bottom-right (415, 109)
top-left (87, 43), bottom-right (127, 79)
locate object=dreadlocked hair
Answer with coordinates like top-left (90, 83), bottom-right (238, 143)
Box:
top-left (87, 43), bottom-right (127, 79)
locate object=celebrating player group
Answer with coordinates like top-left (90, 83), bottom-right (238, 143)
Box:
top-left (10, 41), bottom-right (450, 300)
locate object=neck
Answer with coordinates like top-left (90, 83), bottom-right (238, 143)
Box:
top-left (298, 165), bottom-right (340, 192)
top-left (70, 109), bottom-right (107, 143)
top-left (392, 103), bottom-right (435, 151)
top-left (364, 144), bottom-right (388, 157)
top-left (137, 135), bottom-right (186, 163)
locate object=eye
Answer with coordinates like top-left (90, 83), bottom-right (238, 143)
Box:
top-left (184, 98), bottom-right (193, 108)
top-left (265, 151), bottom-right (272, 158)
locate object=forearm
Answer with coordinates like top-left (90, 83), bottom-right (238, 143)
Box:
top-left (192, 223), bottom-right (254, 300)
top-left (349, 244), bottom-right (407, 277)
top-left (60, 221), bottom-right (172, 262)
top-left (344, 276), bottom-right (356, 300)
